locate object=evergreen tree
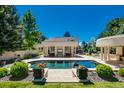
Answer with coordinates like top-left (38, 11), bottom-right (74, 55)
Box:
top-left (81, 41), bottom-right (88, 52)
top-left (22, 10), bottom-right (43, 49)
top-left (0, 6), bottom-right (22, 54)
top-left (63, 31), bottom-right (71, 37)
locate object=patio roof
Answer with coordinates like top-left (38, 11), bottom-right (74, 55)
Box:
top-left (44, 37), bottom-right (78, 42)
top-left (37, 37), bottom-right (79, 47)
top-left (96, 34), bottom-right (124, 47)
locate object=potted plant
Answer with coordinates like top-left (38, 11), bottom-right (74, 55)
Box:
top-left (33, 63), bottom-right (45, 79)
top-left (77, 66), bottom-right (88, 80)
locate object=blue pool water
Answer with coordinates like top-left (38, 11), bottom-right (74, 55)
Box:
top-left (31, 60), bottom-right (100, 69)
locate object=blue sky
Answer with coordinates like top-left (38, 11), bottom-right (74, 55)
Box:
top-left (16, 5), bottom-right (124, 42)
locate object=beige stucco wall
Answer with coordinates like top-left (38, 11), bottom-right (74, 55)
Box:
top-left (0, 50), bottom-right (38, 60)
top-left (96, 35), bottom-right (124, 61)
top-left (116, 47), bottom-right (123, 55)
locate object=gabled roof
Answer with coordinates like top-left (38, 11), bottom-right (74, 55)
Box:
top-left (44, 37), bottom-right (78, 42)
top-left (36, 37), bottom-right (79, 47)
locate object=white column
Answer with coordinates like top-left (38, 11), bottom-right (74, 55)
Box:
top-left (63, 47), bottom-right (65, 57)
top-left (71, 47), bottom-right (74, 56)
top-left (107, 47), bottom-right (110, 61)
top-left (46, 47), bottom-right (48, 56)
top-left (44, 47), bottom-right (46, 56)
top-left (74, 47), bottom-right (77, 54)
top-left (104, 47), bottom-right (107, 61)
top-left (49, 47), bottom-right (52, 53)
top-left (43, 47), bottom-right (45, 56)
top-left (101, 47), bottom-right (103, 60)
top-left (55, 46), bottom-right (57, 56)
top-left (48, 47), bottom-right (49, 54)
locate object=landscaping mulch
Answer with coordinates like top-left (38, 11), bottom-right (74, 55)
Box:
top-left (88, 71), bottom-right (106, 82)
top-left (88, 71), bottom-right (124, 82)
top-left (0, 72), bottom-right (33, 82)
top-left (0, 71), bottom-right (124, 82)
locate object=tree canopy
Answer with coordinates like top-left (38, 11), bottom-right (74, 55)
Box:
top-left (0, 6), bottom-right (46, 54)
top-left (0, 6), bottom-right (22, 54)
top-left (63, 31), bottom-right (71, 37)
top-left (98, 18), bottom-right (124, 38)
top-left (22, 10), bottom-right (44, 50)
top-left (81, 38), bottom-right (98, 54)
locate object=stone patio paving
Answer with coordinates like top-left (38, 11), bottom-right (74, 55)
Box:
top-left (46, 69), bottom-right (78, 82)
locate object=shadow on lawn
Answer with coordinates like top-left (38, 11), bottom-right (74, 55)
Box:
top-left (33, 82), bottom-right (46, 85)
top-left (9, 74), bottom-right (28, 81)
top-left (33, 78), bottom-right (46, 85)
top-left (79, 79), bottom-right (94, 85)
top-left (98, 73), bottom-right (119, 82)
top-left (82, 80), bottom-right (94, 85)
top-left (100, 77), bottom-right (119, 82)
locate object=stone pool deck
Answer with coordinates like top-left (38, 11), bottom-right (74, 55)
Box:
top-left (1, 55), bottom-right (121, 82)
top-left (47, 69), bottom-right (78, 82)
top-left (22, 54), bottom-right (118, 70)
top-left (16, 55), bottom-right (121, 82)
top-left (77, 55), bottom-right (117, 69)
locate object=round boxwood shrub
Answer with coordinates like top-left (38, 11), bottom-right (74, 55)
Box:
top-left (96, 64), bottom-right (114, 79)
top-left (10, 62), bottom-right (28, 78)
top-left (0, 67), bottom-right (8, 78)
top-left (118, 68), bottom-right (124, 77)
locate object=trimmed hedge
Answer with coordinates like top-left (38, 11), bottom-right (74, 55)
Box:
top-left (96, 64), bottom-right (114, 79)
top-left (118, 68), bottom-right (124, 77)
top-left (0, 68), bottom-right (8, 78)
top-left (10, 62), bottom-right (28, 78)
top-left (23, 54), bottom-right (39, 59)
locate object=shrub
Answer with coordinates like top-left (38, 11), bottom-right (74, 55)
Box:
top-left (0, 68), bottom-right (8, 78)
top-left (118, 68), bottom-right (124, 77)
top-left (23, 54), bottom-right (39, 59)
top-left (23, 54), bottom-right (32, 59)
top-left (96, 64), bottom-right (114, 79)
top-left (10, 62), bottom-right (28, 78)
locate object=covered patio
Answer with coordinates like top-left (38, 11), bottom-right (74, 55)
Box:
top-left (96, 35), bottom-right (124, 64)
top-left (36, 37), bottom-right (79, 57)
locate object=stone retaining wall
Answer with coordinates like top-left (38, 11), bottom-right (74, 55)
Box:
top-left (0, 50), bottom-right (39, 60)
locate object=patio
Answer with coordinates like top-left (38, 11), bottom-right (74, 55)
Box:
top-left (96, 34), bottom-right (124, 62)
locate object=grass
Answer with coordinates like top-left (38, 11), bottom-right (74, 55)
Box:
top-left (0, 82), bottom-right (124, 88)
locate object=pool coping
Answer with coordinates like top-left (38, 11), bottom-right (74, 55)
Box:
top-left (22, 55), bottom-right (119, 70)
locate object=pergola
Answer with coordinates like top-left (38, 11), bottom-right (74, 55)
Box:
top-left (96, 35), bottom-right (124, 61)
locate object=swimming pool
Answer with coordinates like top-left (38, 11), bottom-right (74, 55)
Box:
top-left (31, 60), bottom-right (100, 69)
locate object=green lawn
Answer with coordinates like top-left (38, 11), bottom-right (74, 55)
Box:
top-left (0, 82), bottom-right (124, 88)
